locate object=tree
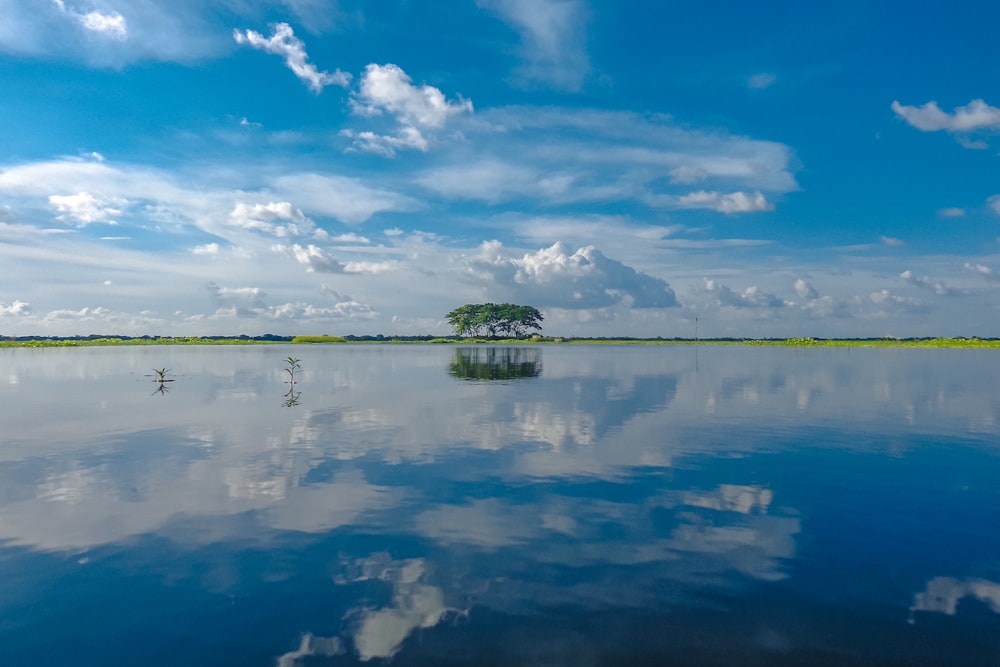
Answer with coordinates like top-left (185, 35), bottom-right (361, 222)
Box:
top-left (445, 303), bottom-right (544, 338)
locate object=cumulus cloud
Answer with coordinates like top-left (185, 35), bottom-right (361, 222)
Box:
top-left (277, 243), bottom-right (346, 273)
top-left (228, 201), bottom-right (313, 237)
top-left (465, 241), bottom-right (678, 309)
top-left (704, 279), bottom-right (785, 309)
top-left (340, 126), bottom-right (429, 157)
top-left (346, 63), bottom-right (471, 156)
top-left (204, 280), bottom-right (375, 321)
top-left (274, 243), bottom-right (397, 275)
top-left (478, 0), bottom-right (590, 91)
top-left (892, 99), bottom-right (1000, 132)
top-left (677, 190), bottom-right (773, 213)
top-left (48, 192), bottom-right (122, 225)
top-left (964, 262), bottom-right (996, 280)
top-left (191, 243), bottom-right (220, 255)
top-left (52, 1), bottom-right (127, 39)
top-left (0, 299), bottom-right (33, 317)
top-left (43, 305), bottom-right (112, 321)
top-left (794, 278), bottom-right (818, 300)
top-left (863, 289), bottom-right (924, 314)
top-left (899, 270), bottom-right (954, 296)
top-left (234, 22), bottom-right (350, 93)
top-left (261, 300), bottom-right (376, 321)
top-left (353, 64), bottom-right (472, 128)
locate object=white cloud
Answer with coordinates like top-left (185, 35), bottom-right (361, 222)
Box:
top-left (704, 279), bottom-right (785, 309)
top-left (892, 99), bottom-right (1000, 132)
top-left (52, 1), bottom-right (127, 39)
top-left (989, 195), bottom-right (1000, 215)
top-left (880, 235), bottom-right (904, 246)
top-left (48, 192), bottom-right (122, 225)
top-left (206, 282), bottom-right (266, 315)
top-left (277, 243), bottom-right (346, 273)
top-left (228, 201), bottom-right (313, 237)
top-left (341, 126), bottom-right (429, 157)
top-left (417, 158), bottom-right (573, 203)
top-left (677, 190), bottom-right (774, 213)
top-left (899, 270), bottom-right (954, 296)
top-left (938, 207), bottom-right (966, 218)
top-left (274, 243), bottom-right (397, 275)
top-left (0, 299), bottom-right (33, 317)
top-left (964, 262), bottom-right (995, 279)
top-left (78, 11), bottom-right (127, 38)
top-left (192, 243), bottom-right (220, 255)
top-left (352, 63), bottom-right (472, 128)
top-left (234, 22), bottom-right (350, 93)
top-left (478, 0), bottom-right (590, 91)
top-left (464, 241), bottom-right (679, 309)
top-left (864, 289), bottom-right (924, 314)
top-left (326, 232), bottom-right (370, 244)
top-left (261, 300), bottom-right (376, 321)
top-left (271, 173), bottom-right (415, 224)
top-left (747, 72), bottom-right (776, 90)
top-left (794, 279), bottom-right (818, 300)
top-left (415, 107), bottom-right (796, 207)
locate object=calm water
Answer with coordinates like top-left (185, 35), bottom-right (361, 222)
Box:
top-left (1, 344), bottom-right (999, 666)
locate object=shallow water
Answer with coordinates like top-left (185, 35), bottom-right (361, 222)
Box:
top-left (1, 344), bottom-right (998, 666)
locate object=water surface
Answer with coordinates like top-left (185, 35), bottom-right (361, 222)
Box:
top-left (1, 345), bottom-right (998, 666)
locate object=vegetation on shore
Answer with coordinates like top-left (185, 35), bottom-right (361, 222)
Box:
top-left (2, 335), bottom-right (999, 349)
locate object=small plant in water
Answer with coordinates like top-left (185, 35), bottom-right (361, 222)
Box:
top-left (284, 357), bottom-right (301, 384)
top-left (282, 357), bottom-right (303, 407)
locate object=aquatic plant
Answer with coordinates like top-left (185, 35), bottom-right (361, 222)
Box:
top-left (282, 357), bottom-right (303, 406)
top-left (284, 357), bottom-right (301, 384)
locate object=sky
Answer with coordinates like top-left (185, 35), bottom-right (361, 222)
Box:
top-left (1, 0), bottom-right (999, 338)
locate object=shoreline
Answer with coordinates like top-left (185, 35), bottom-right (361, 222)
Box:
top-left (2, 336), bottom-right (999, 349)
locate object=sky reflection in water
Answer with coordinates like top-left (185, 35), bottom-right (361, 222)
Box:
top-left (1, 345), bottom-right (999, 666)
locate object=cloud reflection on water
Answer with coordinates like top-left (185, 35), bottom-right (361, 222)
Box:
top-left (1, 345), bottom-right (999, 664)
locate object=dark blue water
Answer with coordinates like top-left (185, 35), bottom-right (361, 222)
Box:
top-left (1, 345), bottom-right (998, 666)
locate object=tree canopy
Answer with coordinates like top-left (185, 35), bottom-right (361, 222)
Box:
top-left (445, 303), bottom-right (544, 338)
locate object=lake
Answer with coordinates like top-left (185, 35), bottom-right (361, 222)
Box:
top-left (1, 344), bottom-right (998, 666)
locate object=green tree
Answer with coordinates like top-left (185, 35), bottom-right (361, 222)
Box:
top-left (445, 303), bottom-right (544, 338)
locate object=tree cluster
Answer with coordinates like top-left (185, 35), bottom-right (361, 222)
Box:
top-left (445, 303), bottom-right (544, 338)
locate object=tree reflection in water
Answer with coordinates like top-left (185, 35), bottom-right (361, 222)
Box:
top-left (447, 347), bottom-right (541, 381)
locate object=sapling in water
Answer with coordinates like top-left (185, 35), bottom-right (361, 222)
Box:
top-left (284, 357), bottom-right (301, 384)
top-left (282, 357), bottom-right (303, 407)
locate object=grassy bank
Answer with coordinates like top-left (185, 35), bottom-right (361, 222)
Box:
top-left (2, 336), bottom-right (999, 349)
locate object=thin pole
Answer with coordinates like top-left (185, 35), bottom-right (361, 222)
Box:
top-left (695, 317), bottom-right (699, 342)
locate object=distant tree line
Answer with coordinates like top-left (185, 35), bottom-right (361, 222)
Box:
top-left (445, 303), bottom-right (544, 338)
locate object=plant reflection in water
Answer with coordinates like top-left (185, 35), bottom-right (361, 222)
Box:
top-left (447, 347), bottom-right (541, 381)
top-left (145, 367), bottom-right (174, 395)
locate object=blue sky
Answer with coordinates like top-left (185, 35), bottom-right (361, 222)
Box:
top-left (1, 0), bottom-right (999, 337)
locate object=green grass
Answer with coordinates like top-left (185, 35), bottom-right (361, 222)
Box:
top-left (2, 335), bottom-right (998, 349)
top-left (289, 335), bottom-right (347, 344)
top-left (0, 336), bottom-right (276, 348)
